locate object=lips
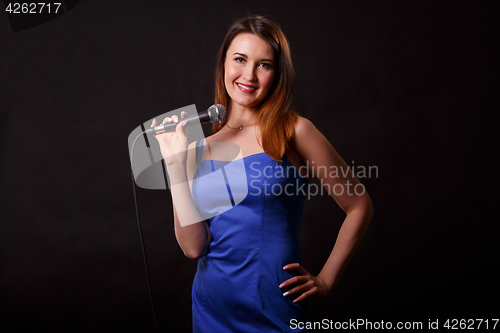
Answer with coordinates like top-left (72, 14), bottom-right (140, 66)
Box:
top-left (236, 82), bottom-right (257, 93)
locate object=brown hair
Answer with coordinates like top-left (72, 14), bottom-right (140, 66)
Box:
top-left (213, 15), bottom-right (298, 161)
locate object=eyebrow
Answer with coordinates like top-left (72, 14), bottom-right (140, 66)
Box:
top-left (233, 52), bottom-right (273, 63)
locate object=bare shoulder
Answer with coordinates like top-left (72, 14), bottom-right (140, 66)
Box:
top-left (292, 116), bottom-right (320, 140)
top-left (290, 116), bottom-right (331, 158)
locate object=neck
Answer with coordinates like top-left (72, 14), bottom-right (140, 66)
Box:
top-left (227, 103), bottom-right (259, 126)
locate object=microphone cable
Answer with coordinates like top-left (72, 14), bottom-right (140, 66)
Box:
top-left (129, 128), bottom-right (159, 333)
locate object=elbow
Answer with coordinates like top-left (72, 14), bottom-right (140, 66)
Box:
top-left (184, 250), bottom-right (203, 260)
top-left (346, 191), bottom-right (373, 223)
top-left (360, 192), bottom-right (374, 222)
top-left (362, 194), bottom-right (374, 228)
top-left (182, 246), bottom-right (207, 260)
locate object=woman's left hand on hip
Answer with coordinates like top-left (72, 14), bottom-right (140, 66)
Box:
top-left (279, 263), bottom-right (329, 303)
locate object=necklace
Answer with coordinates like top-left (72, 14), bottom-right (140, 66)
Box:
top-left (226, 122), bottom-right (257, 130)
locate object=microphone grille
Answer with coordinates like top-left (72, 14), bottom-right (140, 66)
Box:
top-left (207, 104), bottom-right (227, 124)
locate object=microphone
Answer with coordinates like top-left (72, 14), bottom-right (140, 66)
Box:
top-left (144, 104), bottom-right (227, 135)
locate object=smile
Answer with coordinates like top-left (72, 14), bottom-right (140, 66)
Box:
top-left (237, 83), bottom-right (257, 92)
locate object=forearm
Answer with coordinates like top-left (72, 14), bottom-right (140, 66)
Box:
top-left (318, 194), bottom-right (373, 292)
top-left (168, 164), bottom-right (210, 259)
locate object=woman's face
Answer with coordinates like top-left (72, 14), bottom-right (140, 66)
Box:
top-left (224, 33), bottom-right (276, 111)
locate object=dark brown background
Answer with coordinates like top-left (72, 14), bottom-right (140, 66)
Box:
top-left (1, 1), bottom-right (498, 332)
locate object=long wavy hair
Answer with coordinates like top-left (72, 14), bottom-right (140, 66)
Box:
top-left (213, 15), bottom-right (298, 162)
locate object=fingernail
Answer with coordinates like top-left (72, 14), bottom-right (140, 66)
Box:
top-left (293, 299), bottom-right (298, 303)
top-left (279, 283), bottom-right (285, 288)
top-left (283, 291), bottom-right (289, 297)
top-left (182, 120), bottom-right (187, 126)
top-left (283, 265), bottom-right (289, 270)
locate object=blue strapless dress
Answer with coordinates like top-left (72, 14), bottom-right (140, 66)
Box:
top-left (191, 140), bottom-right (308, 332)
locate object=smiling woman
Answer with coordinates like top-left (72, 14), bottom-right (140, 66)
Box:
top-left (213, 16), bottom-right (297, 161)
top-left (151, 14), bottom-right (373, 333)
top-left (223, 33), bottom-right (276, 111)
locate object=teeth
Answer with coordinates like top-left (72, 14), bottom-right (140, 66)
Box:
top-left (237, 83), bottom-right (256, 90)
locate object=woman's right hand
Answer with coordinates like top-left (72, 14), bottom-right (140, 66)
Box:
top-left (151, 111), bottom-right (189, 167)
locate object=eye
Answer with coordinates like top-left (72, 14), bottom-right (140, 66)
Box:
top-left (259, 63), bottom-right (272, 69)
top-left (235, 57), bottom-right (245, 63)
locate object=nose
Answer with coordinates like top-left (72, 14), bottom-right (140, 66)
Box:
top-left (242, 64), bottom-right (257, 82)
